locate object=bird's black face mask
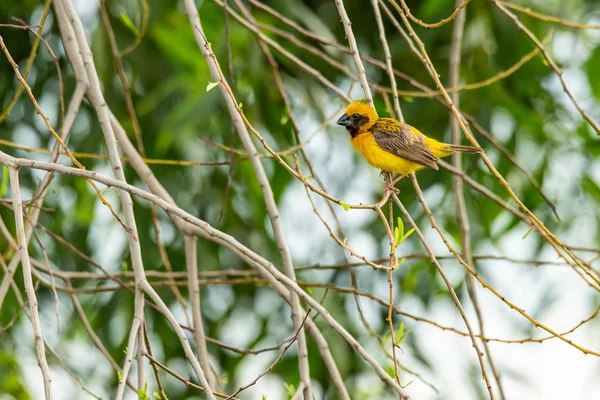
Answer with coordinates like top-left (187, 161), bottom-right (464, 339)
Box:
top-left (336, 113), bottom-right (369, 137)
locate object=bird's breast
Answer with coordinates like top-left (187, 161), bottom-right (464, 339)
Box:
top-left (350, 131), bottom-right (422, 175)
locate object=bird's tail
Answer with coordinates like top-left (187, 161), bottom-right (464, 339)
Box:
top-left (444, 144), bottom-right (484, 154)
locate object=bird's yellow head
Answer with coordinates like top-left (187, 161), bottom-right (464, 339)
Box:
top-left (336, 101), bottom-right (379, 137)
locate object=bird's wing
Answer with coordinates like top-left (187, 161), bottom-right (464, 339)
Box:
top-left (372, 120), bottom-right (439, 170)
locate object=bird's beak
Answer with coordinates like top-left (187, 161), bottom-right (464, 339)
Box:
top-left (336, 114), bottom-right (352, 127)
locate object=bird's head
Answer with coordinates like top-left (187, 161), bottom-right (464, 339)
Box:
top-left (336, 101), bottom-right (379, 137)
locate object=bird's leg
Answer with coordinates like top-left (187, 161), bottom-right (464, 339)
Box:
top-left (379, 170), bottom-right (387, 182)
top-left (384, 174), bottom-right (406, 194)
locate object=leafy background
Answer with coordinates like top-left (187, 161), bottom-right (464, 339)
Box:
top-left (1, 0), bottom-right (600, 399)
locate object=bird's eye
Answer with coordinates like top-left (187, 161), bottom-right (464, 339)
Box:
top-left (352, 114), bottom-right (359, 120)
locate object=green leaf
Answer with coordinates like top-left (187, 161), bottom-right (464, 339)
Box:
top-left (395, 322), bottom-right (405, 344)
top-left (402, 380), bottom-right (414, 388)
top-left (262, 396), bottom-right (267, 400)
top-left (395, 322), bottom-right (412, 345)
top-left (138, 382), bottom-right (150, 400)
top-left (120, 13), bottom-right (140, 36)
top-left (397, 217), bottom-right (404, 238)
top-left (206, 81), bottom-right (220, 92)
top-left (394, 226), bottom-right (401, 246)
top-left (304, 174), bottom-right (313, 180)
top-left (402, 96), bottom-right (414, 103)
top-left (284, 382), bottom-right (295, 398)
top-left (340, 201), bottom-right (350, 211)
top-left (117, 370), bottom-right (122, 381)
top-left (522, 226), bottom-right (533, 239)
top-left (402, 228), bottom-right (415, 243)
top-left (280, 113), bottom-right (289, 125)
top-left (343, 237), bottom-right (348, 246)
top-left (399, 257), bottom-right (406, 264)
top-left (305, 287), bottom-right (313, 295)
top-left (386, 366), bottom-right (395, 379)
top-left (238, 102), bottom-right (243, 108)
top-left (0, 166), bottom-right (8, 197)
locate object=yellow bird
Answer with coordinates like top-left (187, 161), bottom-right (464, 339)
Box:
top-left (336, 101), bottom-right (483, 190)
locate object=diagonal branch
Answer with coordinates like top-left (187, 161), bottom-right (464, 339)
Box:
top-left (334, 0), bottom-right (374, 106)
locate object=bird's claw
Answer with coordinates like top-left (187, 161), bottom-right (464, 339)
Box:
top-left (385, 183), bottom-right (400, 196)
top-left (379, 171), bottom-right (387, 182)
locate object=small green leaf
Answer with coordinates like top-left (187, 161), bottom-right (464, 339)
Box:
top-left (304, 174), bottom-right (313, 180)
top-left (206, 81), bottom-right (220, 92)
top-left (340, 201), bottom-right (350, 211)
top-left (138, 382), bottom-right (150, 400)
top-left (395, 322), bottom-right (412, 345)
top-left (0, 166), bottom-right (8, 197)
top-left (399, 257), bottom-right (406, 264)
top-left (386, 366), bottom-right (395, 378)
top-left (305, 287), bottom-right (313, 295)
top-left (262, 396), bottom-right (267, 400)
top-left (120, 13), bottom-right (139, 36)
top-left (522, 226), bottom-right (534, 239)
top-left (402, 228), bottom-right (415, 242)
top-left (280, 113), bottom-right (289, 125)
top-left (238, 102), bottom-right (243, 108)
top-left (402, 96), bottom-right (414, 103)
top-left (397, 217), bottom-right (404, 238)
top-left (284, 382), bottom-right (295, 397)
top-left (394, 226), bottom-right (401, 246)
top-left (123, 347), bottom-right (128, 355)
top-left (343, 237), bottom-right (348, 246)
top-left (117, 370), bottom-right (122, 381)
top-left (402, 380), bottom-right (414, 388)
top-left (397, 322), bottom-right (404, 337)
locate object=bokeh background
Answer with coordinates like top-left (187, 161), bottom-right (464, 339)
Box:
top-left (1, 0), bottom-right (600, 399)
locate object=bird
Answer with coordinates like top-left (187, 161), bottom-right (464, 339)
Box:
top-left (336, 101), bottom-right (483, 191)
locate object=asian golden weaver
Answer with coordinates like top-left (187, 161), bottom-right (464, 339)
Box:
top-left (337, 101), bottom-right (483, 189)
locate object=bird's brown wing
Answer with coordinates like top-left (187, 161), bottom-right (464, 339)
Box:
top-left (372, 121), bottom-right (439, 170)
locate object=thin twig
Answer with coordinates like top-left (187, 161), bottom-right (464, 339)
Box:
top-left (398, 0), bottom-right (473, 29)
top-left (499, 1), bottom-right (600, 30)
top-left (334, 0), bottom-right (374, 106)
top-left (9, 167), bottom-right (53, 399)
top-left (185, 235), bottom-right (215, 388)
